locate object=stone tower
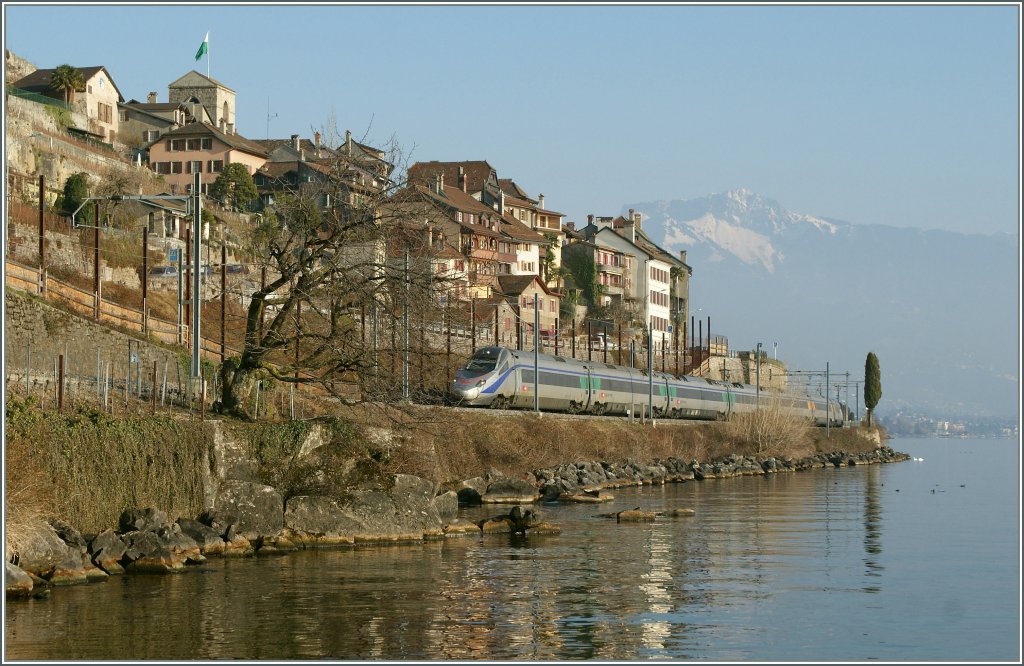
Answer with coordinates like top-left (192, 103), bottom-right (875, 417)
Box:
top-left (167, 70), bottom-right (236, 133)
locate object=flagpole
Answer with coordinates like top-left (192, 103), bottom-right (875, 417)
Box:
top-left (207, 31), bottom-right (210, 78)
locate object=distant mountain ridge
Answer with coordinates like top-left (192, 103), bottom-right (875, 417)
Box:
top-left (623, 190), bottom-right (1019, 419)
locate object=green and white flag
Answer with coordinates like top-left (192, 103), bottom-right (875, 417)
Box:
top-left (195, 31), bottom-right (209, 61)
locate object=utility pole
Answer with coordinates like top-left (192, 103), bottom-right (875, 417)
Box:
top-left (756, 342), bottom-right (762, 409)
top-left (826, 361), bottom-right (830, 438)
top-left (191, 172), bottom-right (202, 378)
top-left (533, 292), bottom-right (539, 413)
top-left (403, 249), bottom-right (410, 400)
top-left (647, 327), bottom-right (654, 422)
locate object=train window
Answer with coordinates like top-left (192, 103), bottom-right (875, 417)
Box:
top-left (463, 349), bottom-right (499, 376)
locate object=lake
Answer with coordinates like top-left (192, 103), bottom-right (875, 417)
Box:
top-left (3, 436), bottom-right (1020, 661)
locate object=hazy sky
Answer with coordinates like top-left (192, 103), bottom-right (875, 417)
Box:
top-left (3, 2), bottom-right (1020, 235)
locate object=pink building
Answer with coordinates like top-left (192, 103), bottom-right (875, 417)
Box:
top-left (144, 122), bottom-right (267, 195)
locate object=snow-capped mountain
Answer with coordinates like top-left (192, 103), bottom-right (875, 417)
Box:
top-left (623, 191), bottom-right (1019, 419)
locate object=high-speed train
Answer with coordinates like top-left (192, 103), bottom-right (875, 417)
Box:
top-left (451, 346), bottom-right (844, 427)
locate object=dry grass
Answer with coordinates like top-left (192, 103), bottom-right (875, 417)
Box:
top-left (4, 403), bottom-right (58, 560)
top-left (4, 395), bottom-right (209, 533)
top-left (333, 404), bottom-right (793, 484)
top-left (722, 398), bottom-right (815, 458)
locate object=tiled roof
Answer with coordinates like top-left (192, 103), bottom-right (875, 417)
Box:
top-left (498, 178), bottom-right (532, 200)
top-left (496, 274), bottom-right (556, 299)
top-left (123, 101), bottom-right (182, 112)
top-left (408, 160), bottom-right (496, 192)
top-left (13, 65), bottom-right (124, 102)
top-left (252, 137), bottom-right (338, 160)
top-left (409, 185), bottom-right (503, 238)
top-left (146, 121), bottom-right (268, 157)
top-left (168, 70), bottom-right (235, 93)
top-left (500, 216), bottom-right (545, 243)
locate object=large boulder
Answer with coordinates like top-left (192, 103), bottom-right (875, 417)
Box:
top-left (176, 518), bottom-right (226, 556)
top-left (120, 524), bottom-right (203, 572)
top-left (9, 522), bottom-right (69, 576)
top-left (429, 491), bottom-right (459, 524)
top-left (88, 529), bottom-right (127, 575)
top-left (285, 474), bottom-right (444, 543)
top-left (482, 475), bottom-right (539, 504)
top-left (45, 548), bottom-right (106, 586)
top-left (5, 561), bottom-right (34, 599)
top-left (48, 519), bottom-right (88, 552)
top-left (118, 508), bottom-right (169, 533)
top-left (213, 480), bottom-right (284, 541)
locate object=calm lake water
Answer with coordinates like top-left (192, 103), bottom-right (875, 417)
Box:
top-left (3, 436), bottom-right (1020, 661)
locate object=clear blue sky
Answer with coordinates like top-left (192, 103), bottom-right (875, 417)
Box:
top-left (3, 3), bottom-right (1020, 235)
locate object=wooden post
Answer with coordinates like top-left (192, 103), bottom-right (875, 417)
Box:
top-left (38, 175), bottom-right (46, 294)
top-left (662, 332), bottom-right (666, 373)
top-left (142, 227), bottom-right (149, 334)
top-left (571, 317), bottom-right (576, 359)
top-left (587, 320), bottom-right (592, 362)
top-left (94, 203), bottom-right (101, 319)
top-left (294, 295), bottom-right (301, 380)
top-left (221, 242), bottom-right (227, 361)
top-left (151, 360), bottom-right (158, 414)
top-left (470, 297), bottom-right (476, 354)
top-left (57, 354), bottom-right (64, 412)
top-left (185, 226), bottom-right (191, 352)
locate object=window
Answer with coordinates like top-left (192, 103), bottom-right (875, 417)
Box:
top-left (143, 130), bottom-right (159, 142)
top-left (651, 267), bottom-right (669, 284)
top-left (201, 138), bottom-right (213, 150)
top-left (187, 161), bottom-right (202, 174)
top-left (170, 139), bottom-right (186, 151)
top-left (97, 103), bottom-right (112, 124)
top-left (152, 162), bottom-right (170, 175)
top-left (456, 212), bottom-right (463, 222)
top-left (119, 109), bottom-right (129, 122)
top-left (171, 162), bottom-right (183, 174)
top-left (208, 160), bottom-right (224, 173)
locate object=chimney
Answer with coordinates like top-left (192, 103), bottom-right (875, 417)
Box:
top-left (147, 91), bottom-right (157, 104)
top-left (587, 214), bottom-right (594, 226)
top-left (538, 193), bottom-right (545, 210)
top-left (680, 250), bottom-right (687, 264)
top-left (345, 129), bottom-right (352, 156)
top-left (314, 131), bottom-right (321, 150)
top-left (459, 166), bottom-right (467, 192)
top-left (291, 134), bottom-right (300, 151)
top-left (633, 211), bottom-right (643, 231)
top-left (565, 221), bottom-right (576, 232)
top-left (427, 224), bottom-right (434, 247)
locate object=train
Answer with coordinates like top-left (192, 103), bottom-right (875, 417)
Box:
top-left (450, 345), bottom-right (844, 427)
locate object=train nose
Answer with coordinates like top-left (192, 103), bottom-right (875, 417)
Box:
top-left (455, 386), bottom-right (481, 400)
top-left (451, 377), bottom-right (482, 401)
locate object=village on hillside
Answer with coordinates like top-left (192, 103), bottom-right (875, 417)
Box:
top-left (5, 50), bottom-right (790, 408)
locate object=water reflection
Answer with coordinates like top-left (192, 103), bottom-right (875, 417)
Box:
top-left (6, 439), bottom-right (1018, 661)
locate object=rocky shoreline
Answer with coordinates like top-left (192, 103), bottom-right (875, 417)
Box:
top-left (5, 445), bottom-right (909, 600)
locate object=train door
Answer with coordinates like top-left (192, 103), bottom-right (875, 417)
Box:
top-left (723, 383), bottom-right (734, 419)
top-left (582, 366), bottom-right (593, 412)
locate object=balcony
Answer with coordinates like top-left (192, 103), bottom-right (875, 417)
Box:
top-left (596, 261), bottom-right (623, 276)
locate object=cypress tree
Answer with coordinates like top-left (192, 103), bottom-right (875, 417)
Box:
top-left (864, 352), bottom-right (882, 426)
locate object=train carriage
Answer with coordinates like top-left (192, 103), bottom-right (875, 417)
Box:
top-left (451, 346), bottom-right (844, 427)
